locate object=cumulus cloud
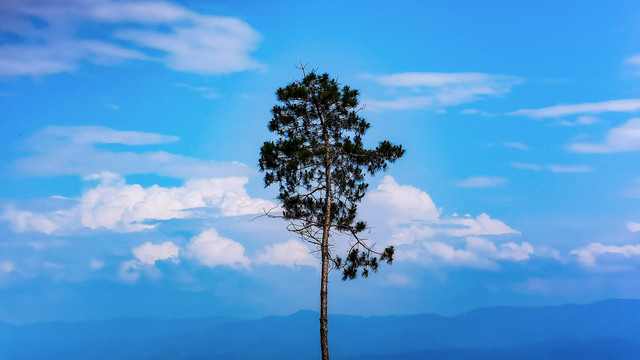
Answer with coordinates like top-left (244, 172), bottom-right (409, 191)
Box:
top-left (0, 0), bottom-right (262, 76)
top-left (571, 242), bottom-right (640, 269)
top-left (133, 241), bottom-right (180, 265)
top-left (362, 72), bottom-right (522, 111)
top-left (255, 239), bottom-right (318, 268)
top-left (510, 99), bottom-right (640, 118)
top-left (404, 236), bottom-right (534, 269)
top-left (455, 176), bottom-right (508, 188)
top-left (568, 118), bottom-right (640, 153)
top-left (2, 172), bottom-right (275, 233)
top-left (186, 229), bottom-right (250, 268)
top-left (366, 176), bottom-right (519, 249)
top-left (118, 241), bottom-right (180, 281)
top-left (367, 176), bottom-right (440, 221)
top-left (15, 126), bottom-right (251, 179)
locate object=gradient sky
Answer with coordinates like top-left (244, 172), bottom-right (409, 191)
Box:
top-left (1, 0), bottom-right (640, 324)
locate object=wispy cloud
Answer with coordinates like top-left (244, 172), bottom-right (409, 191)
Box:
top-left (555, 115), bottom-right (599, 127)
top-left (546, 165), bottom-right (593, 173)
top-left (568, 118), bottom-right (640, 153)
top-left (455, 176), bottom-right (508, 188)
top-left (510, 99), bottom-right (640, 118)
top-left (0, 0), bottom-right (262, 77)
top-left (502, 142), bottom-right (530, 151)
top-left (511, 162), bottom-right (593, 173)
top-left (362, 72), bottom-right (522, 111)
top-left (176, 83), bottom-right (219, 99)
top-left (14, 126), bottom-right (251, 179)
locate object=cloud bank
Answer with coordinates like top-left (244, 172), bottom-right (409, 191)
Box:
top-left (2, 172), bottom-right (275, 234)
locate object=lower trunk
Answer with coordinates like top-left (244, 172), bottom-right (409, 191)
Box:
top-left (320, 232), bottom-right (330, 360)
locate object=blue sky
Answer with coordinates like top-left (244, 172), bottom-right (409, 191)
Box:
top-left (1, 0), bottom-right (640, 324)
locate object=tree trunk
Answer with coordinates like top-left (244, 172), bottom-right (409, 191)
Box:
top-left (320, 134), bottom-right (332, 360)
top-left (320, 225), bottom-right (330, 360)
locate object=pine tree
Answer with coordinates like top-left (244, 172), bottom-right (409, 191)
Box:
top-left (259, 65), bottom-right (404, 360)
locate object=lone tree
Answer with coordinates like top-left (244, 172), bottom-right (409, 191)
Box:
top-left (259, 65), bottom-right (404, 360)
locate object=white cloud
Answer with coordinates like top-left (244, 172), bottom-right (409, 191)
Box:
top-left (367, 176), bottom-right (440, 221)
top-left (571, 242), bottom-right (640, 269)
top-left (568, 118), bottom-right (640, 153)
top-left (2, 207), bottom-right (61, 234)
top-left (365, 176), bottom-right (519, 250)
top-left (455, 176), bottom-right (508, 188)
top-left (498, 242), bottom-right (535, 261)
top-left (117, 241), bottom-right (180, 281)
top-left (418, 237), bottom-right (534, 269)
top-left (362, 72), bottom-right (522, 111)
top-left (502, 142), bottom-right (530, 151)
top-left (0, 0), bottom-right (262, 76)
top-left (423, 241), bottom-right (493, 268)
top-left (132, 241), bottom-right (180, 265)
top-left (255, 240), bottom-right (318, 268)
top-left (15, 126), bottom-right (251, 179)
top-left (510, 99), bottom-right (640, 118)
top-left (440, 213), bottom-right (520, 237)
top-left (2, 172), bottom-right (275, 233)
top-left (627, 222), bottom-right (640, 233)
top-left (186, 229), bottom-right (250, 268)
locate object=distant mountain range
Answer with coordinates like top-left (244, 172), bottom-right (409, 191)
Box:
top-left (1, 299), bottom-right (639, 359)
